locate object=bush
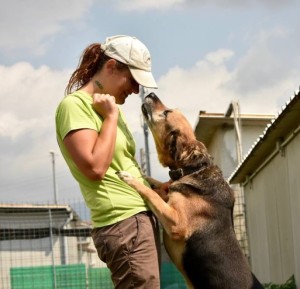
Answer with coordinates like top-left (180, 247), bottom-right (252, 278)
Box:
top-left (263, 275), bottom-right (296, 289)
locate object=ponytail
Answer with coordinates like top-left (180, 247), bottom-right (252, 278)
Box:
top-left (65, 43), bottom-right (129, 95)
top-left (65, 43), bottom-right (108, 95)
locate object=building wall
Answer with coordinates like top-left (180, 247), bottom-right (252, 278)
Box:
top-left (204, 123), bottom-right (276, 259)
top-left (206, 124), bottom-right (268, 178)
top-left (244, 131), bottom-right (300, 285)
top-left (207, 126), bottom-right (236, 179)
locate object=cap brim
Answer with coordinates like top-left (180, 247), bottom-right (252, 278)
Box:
top-left (129, 67), bottom-right (158, 89)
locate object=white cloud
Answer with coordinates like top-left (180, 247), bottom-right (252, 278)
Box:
top-left (226, 27), bottom-right (299, 112)
top-left (118, 0), bottom-right (185, 11)
top-left (138, 41), bottom-right (299, 129)
top-left (0, 62), bottom-right (77, 201)
top-left (152, 49), bottom-right (236, 126)
top-left (205, 49), bottom-right (234, 66)
top-left (0, 62), bottom-right (69, 127)
top-left (0, 0), bottom-right (93, 54)
top-left (0, 113), bottom-right (42, 140)
top-left (117, 0), bottom-right (296, 11)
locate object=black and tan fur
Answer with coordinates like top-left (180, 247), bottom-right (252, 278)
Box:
top-left (117, 93), bottom-right (263, 289)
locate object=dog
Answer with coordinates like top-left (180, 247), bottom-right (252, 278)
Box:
top-left (117, 93), bottom-right (264, 289)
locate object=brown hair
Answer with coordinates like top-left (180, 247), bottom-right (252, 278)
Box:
top-left (65, 43), bottom-right (128, 95)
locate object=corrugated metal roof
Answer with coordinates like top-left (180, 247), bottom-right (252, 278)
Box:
top-left (229, 87), bottom-right (300, 184)
top-left (0, 203), bottom-right (81, 221)
top-left (0, 203), bottom-right (71, 210)
top-left (0, 203), bottom-right (91, 239)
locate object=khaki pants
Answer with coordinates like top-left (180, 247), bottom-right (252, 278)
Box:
top-left (91, 211), bottom-right (161, 289)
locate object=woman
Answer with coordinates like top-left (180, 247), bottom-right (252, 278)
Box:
top-left (55, 35), bottom-right (161, 288)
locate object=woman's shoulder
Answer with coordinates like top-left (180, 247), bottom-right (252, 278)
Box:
top-left (62, 91), bottom-right (90, 103)
top-left (58, 91), bottom-right (93, 111)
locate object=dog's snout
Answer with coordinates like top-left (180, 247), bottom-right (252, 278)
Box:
top-left (146, 92), bottom-right (158, 100)
top-left (144, 93), bottom-right (160, 105)
top-left (144, 93), bottom-right (166, 110)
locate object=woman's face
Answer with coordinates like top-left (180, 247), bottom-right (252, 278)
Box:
top-left (107, 63), bottom-right (140, 104)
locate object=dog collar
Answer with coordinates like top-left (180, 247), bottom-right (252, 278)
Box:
top-left (169, 165), bottom-right (207, 181)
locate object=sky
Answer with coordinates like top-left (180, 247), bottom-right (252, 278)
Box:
top-left (0, 0), bottom-right (299, 205)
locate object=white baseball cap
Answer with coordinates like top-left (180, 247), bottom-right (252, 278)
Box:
top-left (102, 35), bottom-right (157, 88)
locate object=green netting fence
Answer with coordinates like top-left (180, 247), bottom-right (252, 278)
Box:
top-left (10, 262), bottom-right (186, 289)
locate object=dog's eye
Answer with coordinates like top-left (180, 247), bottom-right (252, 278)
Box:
top-left (163, 110), bottom-right (172, 117)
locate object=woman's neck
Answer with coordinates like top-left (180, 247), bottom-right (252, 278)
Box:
top-left (80, 81), bottom-right (100, 94)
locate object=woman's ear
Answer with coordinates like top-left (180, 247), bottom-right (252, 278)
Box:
top-left (105, 58), bottom-right (118, 73)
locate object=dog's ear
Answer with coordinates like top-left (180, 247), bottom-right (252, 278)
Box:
top-left (192, 141), bottom-right (212, 166)
top-left (168, 129), bottom-right (181, 161)
top-left (166, 129), bottom-right (212, 168)
top-left (167, 129), bottom-right (190, 163)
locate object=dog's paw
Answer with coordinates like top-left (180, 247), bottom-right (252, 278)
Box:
top-left (116, 171), bottom-right (135, 184)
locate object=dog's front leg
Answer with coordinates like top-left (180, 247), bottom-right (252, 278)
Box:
top-left (116, 171), bottom-right (182, 239)
top-left (143, 175), bottom-right (164, 189)
top-left (146, 176), bottom-right (171, 202)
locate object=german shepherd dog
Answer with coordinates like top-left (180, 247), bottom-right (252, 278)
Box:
top-left (117, 93), bottom-right (264, 289)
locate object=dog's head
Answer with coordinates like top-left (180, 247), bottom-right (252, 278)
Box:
top-left (142, 93), bottom-right (211, 169)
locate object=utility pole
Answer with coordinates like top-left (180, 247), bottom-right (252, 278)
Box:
top-left (225, 101), bottom-right (243, 164)
top-left (140, 86), bottom-right (151, 176)
top-left (231, 101), bottom-right (243, 164)
top-left (49, 151), bottom-right (58, 204)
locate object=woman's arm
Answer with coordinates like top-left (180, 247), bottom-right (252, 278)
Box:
top-left (63, 93), bottom-right (119, 181)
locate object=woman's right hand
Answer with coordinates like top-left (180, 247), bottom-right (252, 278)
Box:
top-left (92, 93), bottom-right (119, 119)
